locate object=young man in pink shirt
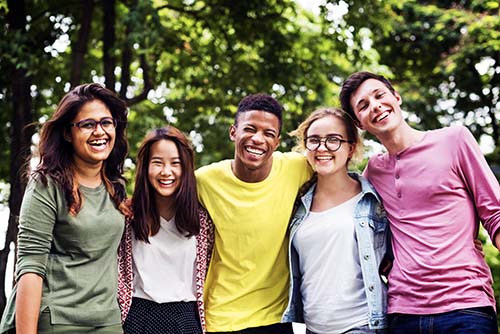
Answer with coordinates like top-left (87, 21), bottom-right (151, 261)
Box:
top-left (340, 71), bottom-right (500, 334)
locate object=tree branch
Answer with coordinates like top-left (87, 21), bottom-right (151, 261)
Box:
top-left (155, 3), bottom-right (205, 17)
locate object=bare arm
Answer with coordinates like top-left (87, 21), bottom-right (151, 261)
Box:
top-left (15, 273), bottom-right (43, 334)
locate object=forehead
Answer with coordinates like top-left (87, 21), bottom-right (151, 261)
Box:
top-left (351, 79), bottom-right (389, 102)
top-left (236, 110), bottom-right (280, 131)
top-left (150, 139), bottom-right (179, 158)
top-left (74, 100), bottom-right (111, 120)
top-left (307, 115), bottom-right (347, 136)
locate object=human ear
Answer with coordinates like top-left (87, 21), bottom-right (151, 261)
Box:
top-left (348, 143), bottom-right (356, 158)
top-left (394, 91), bottom-right (402, 105)
top-left (229, 124), bottom-right (236, 141)
top-left (273, 135), bottom-right (281, 151)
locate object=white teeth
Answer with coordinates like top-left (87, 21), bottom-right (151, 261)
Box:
top-left (375, 111), bottom-right (389, 122)
top-left (159, 180), bottom-right (174, 185)
top-left (316, 156), bottom-right (333, 161)
top-left (246, 147), bottom-right (264, 155)
top-left (89, 139), bottom-right (107, 145)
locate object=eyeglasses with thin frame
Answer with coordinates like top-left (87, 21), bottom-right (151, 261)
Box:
top-left (69, 117), bottom-right (117, 134)
top-left (304, 135), bottom-right (353, 152)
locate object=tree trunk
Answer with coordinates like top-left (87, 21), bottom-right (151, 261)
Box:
top-left (120, 1), bottom-right (154, 106)
top-left (103, 0), bottom-right (116, 90)
top-left (119, 24), bottom-right (132, 100)
top-left (0, 0), bottom-right (33, 315)
top-left (70, 0), bottom-right (95, 88)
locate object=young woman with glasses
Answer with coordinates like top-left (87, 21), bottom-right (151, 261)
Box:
top-left (282, 108), bottom-right (389, 334)
top-left (0, 83), bottom-right (129, 334)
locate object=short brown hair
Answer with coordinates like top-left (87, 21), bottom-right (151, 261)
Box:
top-left (340, 71), bottom-right (396, 125)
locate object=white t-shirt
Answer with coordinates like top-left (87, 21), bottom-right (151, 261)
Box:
top-left (132, 216), bottom-right (197, 303)
top-left (292, 192), bottom-right (368, 334)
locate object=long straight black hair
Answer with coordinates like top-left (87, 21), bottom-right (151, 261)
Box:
top-left (132, 126), bottom-right (199, 241)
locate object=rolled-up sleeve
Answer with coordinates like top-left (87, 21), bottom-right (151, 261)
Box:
top-left (16, 178), bottom-right (58, 280)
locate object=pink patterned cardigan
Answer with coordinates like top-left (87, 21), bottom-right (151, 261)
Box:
top-left (117, 208), bottom-right (214, 332)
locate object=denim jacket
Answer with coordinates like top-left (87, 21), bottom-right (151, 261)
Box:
top-left (282, 173), bottom-right (388, 330)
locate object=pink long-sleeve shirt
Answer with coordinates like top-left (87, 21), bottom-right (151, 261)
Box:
top-left (365, 126), bottom-right (500, 314)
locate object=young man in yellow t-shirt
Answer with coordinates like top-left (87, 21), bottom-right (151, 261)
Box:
top-left (196, 94), bottom-right (312, 333)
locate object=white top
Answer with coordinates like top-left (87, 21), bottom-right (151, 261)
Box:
top-left (293, 192), bottom-right (368, 334)
top-left (132, 216), bottom-right (197, 303)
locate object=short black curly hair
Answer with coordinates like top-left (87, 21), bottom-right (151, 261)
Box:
top-left (235, 93), bottom-right (283, 132)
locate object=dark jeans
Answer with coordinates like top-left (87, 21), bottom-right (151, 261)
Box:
top-left (389, 306), bottom-right (498, 334)
top-left (207, 322), bottom-right (294, 334)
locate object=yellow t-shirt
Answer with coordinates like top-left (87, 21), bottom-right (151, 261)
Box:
top-left (196, 151), bottom-right (312, 332)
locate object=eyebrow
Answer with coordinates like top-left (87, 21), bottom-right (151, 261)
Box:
top-left (151, 156), bottom-right (181, 160)
top-left (355, 88), bottom-right (382, 109)
top-left (308, 133), bottom-right (344, 138)
top-left (243, 122), bottom-right (278, 134)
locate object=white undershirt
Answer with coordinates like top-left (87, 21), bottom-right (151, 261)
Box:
top-left (292, 192), bottom-right (368, 334)
top-left (132, 216), bottom-right (197, 303)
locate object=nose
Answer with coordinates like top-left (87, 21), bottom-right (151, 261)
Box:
top-left (160, 165), bottom-right (173, 176)
top-left (251, 131), bottom-right (265, 144)
top-left (370, 99), bottom-right (382, 113)
top-left (317, 140), bottom-right (328, 151)
top-left (93, 122), bottom-right (106, 134)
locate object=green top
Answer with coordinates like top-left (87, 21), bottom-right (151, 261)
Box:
top-left (0, 176), bottom-right (125, 331)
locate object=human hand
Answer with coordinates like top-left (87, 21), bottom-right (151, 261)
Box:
top-left (474, 239), bottom-right (485, 257)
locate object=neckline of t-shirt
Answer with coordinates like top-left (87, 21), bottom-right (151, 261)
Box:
top-left (159, 215), bottom-right (175, 225)
top-left (390, 130), bottom-right (430, 158)
top-left (226, 159), bottom-right (277, 187)
top-left (79, 182), bottom-right (106, 194)
top-left (309, 191), bottom-right (363, 215)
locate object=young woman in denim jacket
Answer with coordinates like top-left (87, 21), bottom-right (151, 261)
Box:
top-left (283, 108), bottom-right (389, 334)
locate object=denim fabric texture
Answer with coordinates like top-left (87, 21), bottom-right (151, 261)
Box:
top-left (282, 173), bottom-right (389, 330)
top-left (389, 306), bottom-right (498, 334)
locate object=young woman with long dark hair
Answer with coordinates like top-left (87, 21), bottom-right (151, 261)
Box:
top-left (118, 126), bottom-right (213, 334)
top-left (0, 83), bottom-right (129, 334)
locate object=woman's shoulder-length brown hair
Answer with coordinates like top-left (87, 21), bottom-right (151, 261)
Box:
top-left (34, 83), bottom-right (128, 214)
top-left (132, 126), bottom-right (200, 241)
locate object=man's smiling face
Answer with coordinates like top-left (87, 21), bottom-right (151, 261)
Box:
top-left (350, 78), bottom-right (403, 137)
top-left (229, 109), bottom-right (281, 181)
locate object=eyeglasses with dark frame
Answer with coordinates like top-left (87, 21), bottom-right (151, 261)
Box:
top-left (69, 117), bottom-right (117, 133)
top-left (304, 135), bottom-right (353, 152)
